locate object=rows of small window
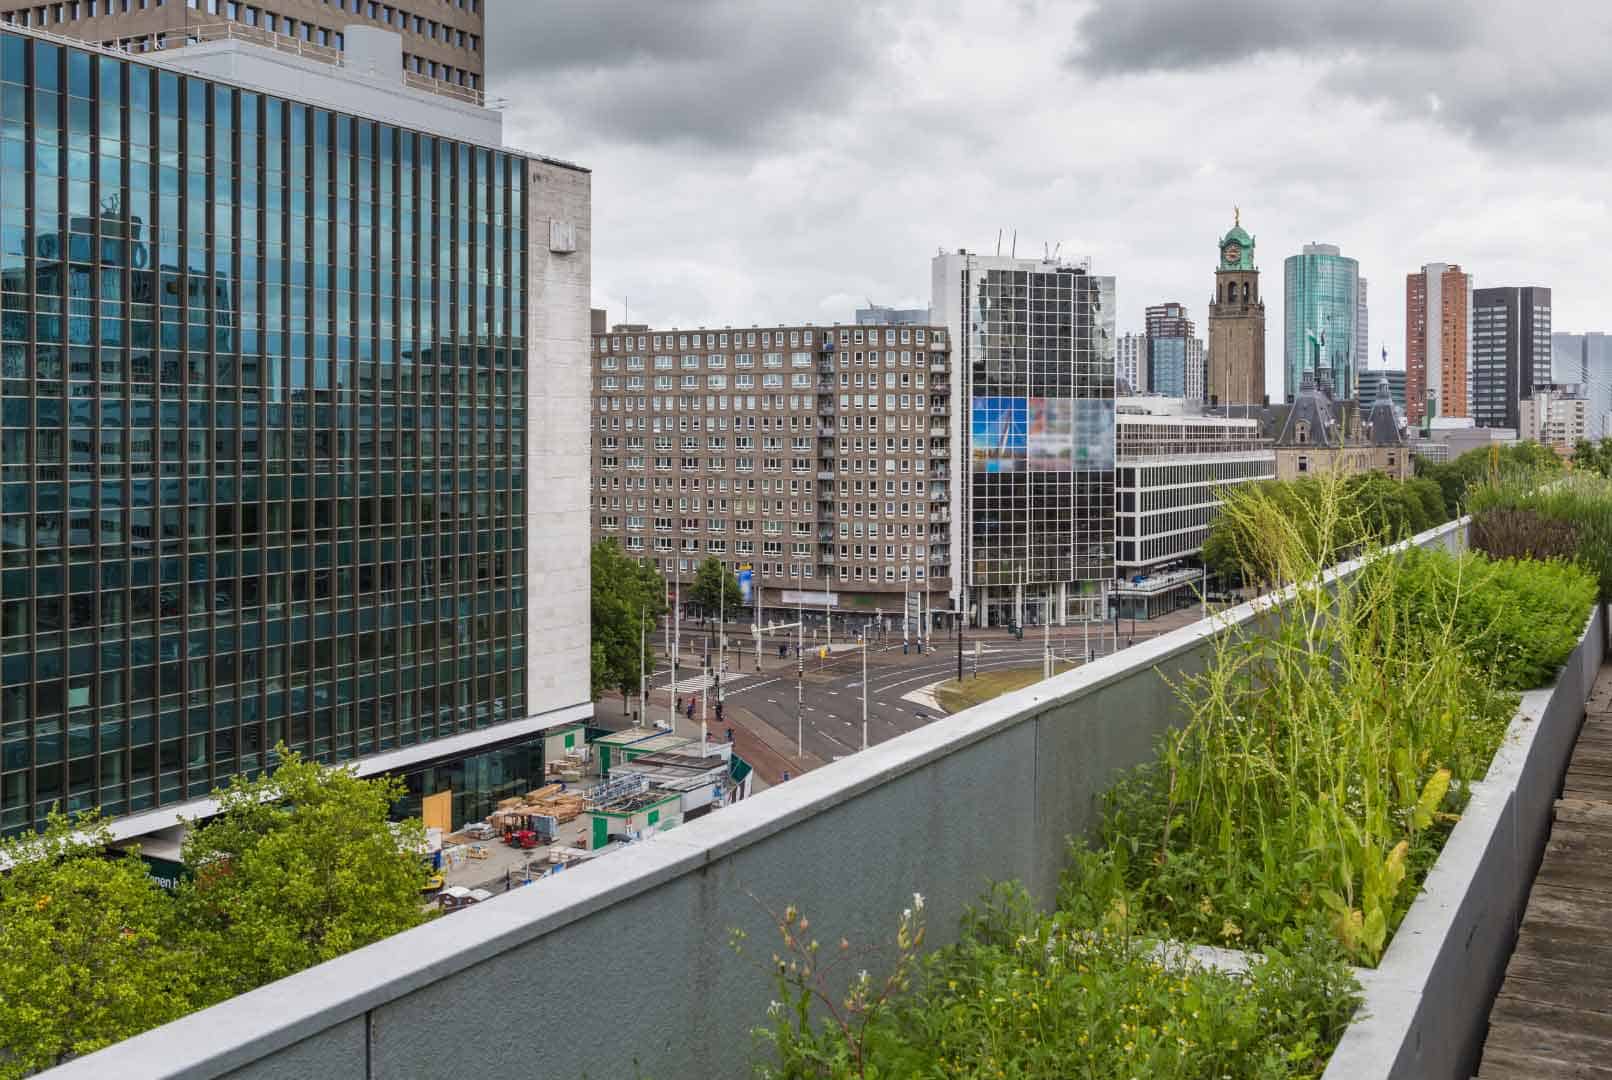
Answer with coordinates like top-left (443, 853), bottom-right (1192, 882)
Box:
top-left (596, 348), bottom-right (933, 375)
top-left (596, 326), bottom-right (940, 356)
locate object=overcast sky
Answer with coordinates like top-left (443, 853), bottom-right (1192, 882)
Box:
top-left (488, 0), bottom-right (1610, 392)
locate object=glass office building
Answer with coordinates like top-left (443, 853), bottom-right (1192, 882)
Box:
top-left (934, 253), bottom-right (1115, 629)
top-left (0, 28), bottom-right (536, 833)
top-left (1283, 243), bottom-right (1360, 401)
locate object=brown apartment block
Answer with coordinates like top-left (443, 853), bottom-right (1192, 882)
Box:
top-left (1405, 263), bottom-right (1470, 424)
top-left (591, 319), bottom-right (953, 626)
top-left (0, 0), bottom-right (484, 96)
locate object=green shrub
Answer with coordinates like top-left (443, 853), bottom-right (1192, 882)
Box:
top-left (1469, 472), bottom-right (1612, 602)
top-left (1388, 548), bottom-right (1596, 690)
top-left (742, 883), bottom-right (1360, 1080)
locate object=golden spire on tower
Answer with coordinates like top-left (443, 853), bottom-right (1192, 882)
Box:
top-left (1234, 205), bottom-right (1240, 228)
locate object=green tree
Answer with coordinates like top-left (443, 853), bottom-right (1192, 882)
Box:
top-left (1418, 441), bottom-right (1563, 519)
top-left (590, 539), bottom-right (666, 710)
top-left (690, 555), bottom-right (742, 619)
top-left (1573, 437), bottom-right (1612, 478)
top-left (0, 811), bottom-right (198, 1077)
top-left (177, 747), bottom-right (432, 1003)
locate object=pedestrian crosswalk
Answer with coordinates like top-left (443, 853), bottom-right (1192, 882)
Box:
top-left (660, 672), bottom-right (749, 693)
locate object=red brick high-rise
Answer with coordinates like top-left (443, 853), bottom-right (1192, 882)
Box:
top-left (1405, 263), bottom-right (1471, 425)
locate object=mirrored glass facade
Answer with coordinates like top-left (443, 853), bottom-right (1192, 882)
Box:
top-left (1283, 244), bottom-right (1359, 402)
top-left (953, 260), bottom-right (1115, 625)
top-left (0, 30), bottom-right (529, 833)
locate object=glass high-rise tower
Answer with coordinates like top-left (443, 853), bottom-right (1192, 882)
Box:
top-left (0, 25), bottom-right (593, 836)
top-left (1283, 243), bottom-right (1360, 401)
top-left (931, 252), bottom-right (1115, 630)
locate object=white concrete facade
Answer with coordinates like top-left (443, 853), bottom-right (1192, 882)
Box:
top-left (525, 161), bottom-right (595, 720)
top-left (149, 32), bottom-right (503, 145)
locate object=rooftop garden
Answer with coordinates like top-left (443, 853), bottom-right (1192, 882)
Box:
top-left (739, 467), bottom-right (1603, 1079)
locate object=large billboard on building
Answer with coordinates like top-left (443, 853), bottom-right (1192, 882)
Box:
top-left (1027, 397), bottom-right (1073, 470)
top-left (1073, 399), bottom-right (1115, 471)
top-left (971, 396), bottom-right (1026, 472)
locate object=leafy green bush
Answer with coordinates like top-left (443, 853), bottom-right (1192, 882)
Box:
top-left (1469, 472), bottom-right (1612, 602)
top-left (741, 883), bottom-right (1360, 1080)
top-left (1415, 441), bottom-right (1562, 519)
top-left (1387, 548), bottom-right (1596, 690)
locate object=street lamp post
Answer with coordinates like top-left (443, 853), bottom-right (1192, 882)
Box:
top-left (796, 601), bottom-right (805, 759)
top-left (860, 630), bottom-right (868, 751)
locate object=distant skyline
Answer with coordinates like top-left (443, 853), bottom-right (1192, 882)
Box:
top-left (489, 0), bottom-right (1610, 390)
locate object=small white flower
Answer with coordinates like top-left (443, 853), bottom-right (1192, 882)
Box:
top-left (858, 969), bottom-right (870, 983)
top-left (767, 1000), bottom-right (784, 1017)
top-left (902, 907), bottom-right (912, 921)
top-left (912, 891), bottom-right (925, 912)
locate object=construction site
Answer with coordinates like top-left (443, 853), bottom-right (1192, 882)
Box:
top-left (429, 729), bottom-right (754, 906)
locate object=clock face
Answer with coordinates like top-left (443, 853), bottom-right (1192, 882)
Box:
top-left (1223, 242), bottom-right (1242, 265)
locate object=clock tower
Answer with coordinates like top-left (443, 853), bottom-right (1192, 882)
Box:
top-left (1208, 209), bottom-right (1267, 407)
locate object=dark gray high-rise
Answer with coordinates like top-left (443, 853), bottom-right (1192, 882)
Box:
top-left (1472, 287), bottom-right (1551, 431)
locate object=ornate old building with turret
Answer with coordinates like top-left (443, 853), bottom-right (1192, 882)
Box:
top-left (1208, 210), bottom-right (1267, 407)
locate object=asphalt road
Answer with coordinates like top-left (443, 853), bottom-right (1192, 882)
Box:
top-left (643, 611), bottom-right (1211, 767)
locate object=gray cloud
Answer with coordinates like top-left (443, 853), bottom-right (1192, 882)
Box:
top-left (1069, 0), bottom-right (1468, 74)
top-left (487, 0), bottom-right (884, 150)
top-left (1069, 0), bottom-right (1612, 153)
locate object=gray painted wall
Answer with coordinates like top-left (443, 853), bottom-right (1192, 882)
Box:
top-left (43, 522), bottom-right (1473, 1080)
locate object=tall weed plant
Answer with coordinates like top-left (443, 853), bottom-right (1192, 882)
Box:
top-left (1075, 473), bottom-right (1525, 965)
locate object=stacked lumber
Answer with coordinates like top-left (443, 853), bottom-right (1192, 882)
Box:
top-left (523, 784), bottom-right (563, 804)
top-left (527, 793), bottom-right (586, 823)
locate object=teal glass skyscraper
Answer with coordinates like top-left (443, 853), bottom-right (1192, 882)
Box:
top-left (0, 24), bottom-right (595, 836)
top-left (1283, 243), bottom-right (1360, 401)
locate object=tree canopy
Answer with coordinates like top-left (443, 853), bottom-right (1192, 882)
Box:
top-left (0, 813), bottom-right (197, 1078)
top-left (0, 748), bottom-right (432, 1074)
top-left (177, 748), bottom-right (433, 1002)
top-left (1572, 437), bottom-right (1612, 479)
top-left (1415, 440), bottom-right (1563, 519)
top-left (690, 555), bottom-right (742, 617)
top-left (590, 539), bottom-right (666, 706)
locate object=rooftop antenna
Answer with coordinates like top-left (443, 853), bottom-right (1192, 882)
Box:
top-left (1052, 242), bottom-right (1062, 260)
top-left (996, 229), bottom-right (1002, 257)
top-left (1011, 229), bottom-right (1017, 258)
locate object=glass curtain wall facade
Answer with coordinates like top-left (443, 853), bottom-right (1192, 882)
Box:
top-left (964, 265), bottom-right (1114, 625)
top-left (0, 30), bottom-right (528, 834)
top-left (1283, 245), bottom-right (1359, 401)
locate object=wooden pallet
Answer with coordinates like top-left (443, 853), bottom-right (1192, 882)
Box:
top-left (1476, 668), bottom-right (1612, 1079)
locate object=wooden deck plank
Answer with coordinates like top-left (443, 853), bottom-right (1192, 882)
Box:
top-left (1514, 923), bottom-right (1612, 970)
top-left (1486, 1001), bottom-right (1612, 1066)
top-left (1478, 1044), bottom-right (1612, 1079)
top-left (1523, 884), bottom-right (1612, 932)
top-left (1496, 968), bottom-right (1612, 1015)
top-left (1479, 666), bottom-right (1612, 1079)
top-left (1562, 774), bottom-right (1612, 800)
top-left (1555, 798), bottom-right (1612, 828)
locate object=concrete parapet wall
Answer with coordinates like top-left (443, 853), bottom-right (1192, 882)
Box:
top-left (41, 520), bottom-right (1475, 1080)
